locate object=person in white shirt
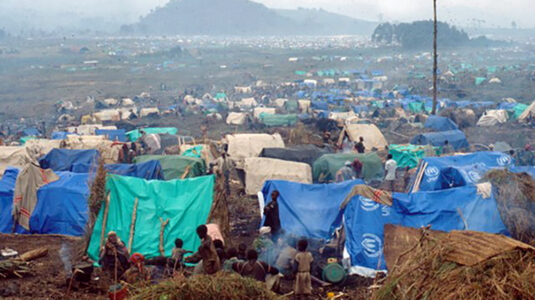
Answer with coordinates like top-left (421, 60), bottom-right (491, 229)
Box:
top-left (384, 154), bottom-right (397, 191)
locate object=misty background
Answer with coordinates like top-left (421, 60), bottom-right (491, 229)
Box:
top-left (0, 0), bottom-right (533, 35)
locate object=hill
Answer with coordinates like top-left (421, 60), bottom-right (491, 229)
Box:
top-left (122, 0), bottom-right (376, 36)
top-left (275, 8), bottom-right (377, 35)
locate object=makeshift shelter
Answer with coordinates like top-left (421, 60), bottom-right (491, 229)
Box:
top-left (39, 149), bottom-right (99, 172)
top-left (518, 100), bottom-right (535, 122)
top-left (133, 155), bottom-right (205, 180)
top-left (87, 175), bottom-right (214, 260)
top-left (260, 145), bottom-right (332, 166)
top-left (258, 113), bottom-right (297, 127)
top-left (63, 136), bottom-right (120, 164)
top-left (424, 115), bottom-right (458, 131)
top-left (71, 160), bottom-right (163, 180)
top-left (140, 107), bottom-right (160, 118)
top-left (226, 133), bottom-right (284, 162)
top-left (67, 124), bottom-right (117, 136)
top-left (410, 151), bottom-right (514, 192)
top-left (313, 152), bottom-right (384, 183)
top-left (342, 184), bottom-right (508, 277)
top-left (261, 179), bottom-right (363, 239)
top-left (51, 131), bottom-right (74, 140)
top-left (389, 144), bottom-right (440, 169)
top-left (126, 127), bottom-right (178, 142)
top-left (243, 157), bottom-right (312, 195)
top-left (253, 107), bottom-right (276, 119)
top-left (95, 129), bottom-right (127, 142)
top-left (0, 168), bottom-right (90, 236)
top-left (410, 130), bottom-right (469, 151)
top-left (94, 109), bottom-right (121, 122)
top-left (226, 112), bottom-right (248, 125)
top-left (338, 124), bottom-right (388, 151)
top-left (238, 97), bottom-right (257, 108)
top-left (477, 109), bottom-right (508, 126)
top-left (0, 147), bottom-right (32, 176)
top-left (24, 139), bottom-right (62, 161)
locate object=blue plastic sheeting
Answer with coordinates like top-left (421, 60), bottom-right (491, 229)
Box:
top-left (51, 131), bottom-right (75, 140)
top-left (0, 168), bottom-right (20, 233)
top-left (424, 115), bottom-right (458, 131)
top-left (30, 172), bottom-right (90, 236)
top-left (410, 130), bottom-right (469, 150)
top-left (261, 179), bottom-right (364, 240)
top-left (39, 149), bottom-right (99, 172)
top-left (23, 128), bottom-right (40, 137)
top-left (343, 186), bottom-right (508, 277)
top-left (0, 170), bottom-right (90, 236)
top-left (510, 166), bottom-right (535, 179)
top-left (71, 160), bottom-right (163, 180)
top-left (412, 152), bottom-right (514, 192)
top-left (95, 129), bottom-right (127, 142)
top-left (311, 101), bottom-right (329, 110)
top-left (498, 102), bottom-right (517, 110)
top-left (352, 105), bottom-right (369, 113)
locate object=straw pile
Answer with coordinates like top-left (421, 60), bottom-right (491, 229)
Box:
top-left (375, 227), bottom-right (535, 300)
top-left (130, 272), bottom-right (281, 300)
top-left (484, 169), bottom-right (535, 245)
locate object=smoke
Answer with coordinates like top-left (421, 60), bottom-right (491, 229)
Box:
top-left (59, 243), bottom-right (73, 277)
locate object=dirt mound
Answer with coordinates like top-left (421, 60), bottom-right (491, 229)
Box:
top-left (484, 169), bottom-right (535, 245)
top-left (376, 225), bottom-right (535, 300)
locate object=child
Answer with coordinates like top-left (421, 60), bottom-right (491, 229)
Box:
top-left (293, 239), bottom-right (313, 299)
top-left (171, 238), bottom-right (192, 270)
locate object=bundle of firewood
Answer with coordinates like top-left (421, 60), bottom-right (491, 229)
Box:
top-left (0, 247), bottom-right (48, 278)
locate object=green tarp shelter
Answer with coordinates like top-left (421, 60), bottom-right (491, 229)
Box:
top-left (512, 103), bottom-right (528, 120)
top-left (475, 77), bottom-right (486, 86)
top-left (284, 100), bottom-right (299, 112)
top-left (259, 113), bottom-right (298, 127)
top-left (295, 71), bottom-right (306, 76)
top-left (87, 175), bottom-right (214, 261)
top-left (134, 155), bottom-right (205, 180)
top-left (215, 92), bottom-right (227, 100)
top-left (312, 152), bottom-right (384, 183)
top-left (389, 144), bottom-right (440, 169)
top-left (126, 127), bottom-right (178, 142)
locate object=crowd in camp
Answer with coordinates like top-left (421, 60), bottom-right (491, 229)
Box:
top-left (0, 60), bottom-right (534, 299)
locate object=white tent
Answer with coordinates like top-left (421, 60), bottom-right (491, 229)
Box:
top-left (121, 98), bottom-right (135, 106)
top-left (273, 98), bottom-right (288, 108)
top-left (234, 86), bottom-right (252, 94)
top-left (253, 107), bottom-right (276, 119)
top-left (103, 98), bottom-right (118, 106)
top-left (25, 139), bottom-right (62, 161)
top-left (226, 112), bottom-right (248, 125)
top-left (238, 97), bottom-right (257, 108)
top-left (140, 107), bottom-right (160, 118)
top-left (0, 147), bottom-right (32, 175)
top-left (226, 133), bottom-right (284, 163)
top-left (489, 77), bottom-right (502, 84)
top-left (338, 124), bottom-right (388, 151)
top-left (477, 109), bottom-right (508, 126)
top-left (94, 109), bottom-right (121, 122)
top-left (298, 100), bottom-right (311, 113)
top-left (518, 100), bottom-right (535, 122)
top-left (243, 157), bottom-right (312, 195)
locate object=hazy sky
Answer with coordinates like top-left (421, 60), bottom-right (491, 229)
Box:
top-left (1, 0), bottom-right (533, 32)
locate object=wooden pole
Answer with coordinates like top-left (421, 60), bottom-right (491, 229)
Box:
top-left (159, 217), bottom-right (170, 257)
top-left (98, 192), bottom-right (111, 255)
top-left (432, 0), bottom-right (438, 115)
top-left (128, 197), bottom-right (138, 253)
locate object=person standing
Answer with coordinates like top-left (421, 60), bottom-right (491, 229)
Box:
top-left (263, 191), bottom-right (281, 238)
top-left (384, 154), bottom-right (398, 191)
top-left (335, 161), bottom-right (356, 182)
top-left (354, 136), bottom-right (365, 153)
top-left (441, 140), bottom-right (453, 156)
top-left (293, 239), bottom-right (313, 299)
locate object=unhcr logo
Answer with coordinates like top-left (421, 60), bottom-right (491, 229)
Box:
top-left (361, 233), bottom-right (382, 258)
top-left (467, 170), bottom-right (482, 183)
top-left (360, 197), bottom-right (380, 211)
top-left (424, 166), bottom-right (440, 182)
top-left (497, 155), bottom-right (512, 166)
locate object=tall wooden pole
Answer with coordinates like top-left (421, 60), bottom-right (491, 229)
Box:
top-left (432, 0), bottom-right (438, 115)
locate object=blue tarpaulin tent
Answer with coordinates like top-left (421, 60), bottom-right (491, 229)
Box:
top-left (0, 169), bottom-right (90, 236)
top-left (343, 185), bottom-right (508, 276)
top-left (0, 168), bottom-right (19, 233)
top-left (51, 131), bottom-right (75, 140)
top-left (410, 151), bottom-right (514, 192)
top-left (261, 179), bottom-right (363, 239)
top-left (410, 130), bottom-right (469, 150)
top-left (39, 149), bottom-right (99, 172)
top-left (71, 160), bottom-right (163, 180)
top-left (424, 115), bottom-right (458, 131)
top-left (95, 129), bottom-right (127, 142)
top-left (511, 166), bottom-right (535, 179)
top-left (23, 128), bottom-right (40, 137)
